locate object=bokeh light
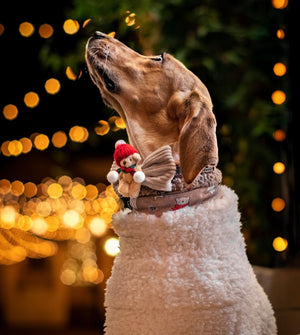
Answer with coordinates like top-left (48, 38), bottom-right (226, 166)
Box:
top-left (273, 162), bottom-right (285, 174)
top-left (272, 237), bottom-right (288, 252)
top-left (45, 78), bottom-right (61, 94)
top-left (3, 104), bottom-right (18, 120)
top-left (271, 197), bottom-right (286, 212)
top-left (273, 62), bottom-right (286, 76)
top-left (272, 0), bottom-right (288, 9)
top-left (8, 140), bottom-right (23, 156)
top-left (38, 23), bottom-right (54, 38)
top-left (52, 131), bottom-right (68, 148)
top-left (0, 23), bottom-right (5, 36)
top-left (69, 126), bottom-right (89, 143)
top-left (66, 66), bottom-right (77, 80)
top-left (271, 90), bottom-right (286, 104)
top-left (104, 237), bottom-right (120, 257)
top-left (19, 22), bottom-right (35, 37)
top-left (20, 137), bottom-right (33, 154)
top-left (273, 129), bottom-right (286, 142)
top-left (276, 29), bottom-right (285, 39)
top-left (63, 19), bottom-right (80, 35)
top-left (24, 91), bottom-right (40, 108)
top-left (95, 120), bottom-right (110, 136)
top-left (34, 134), bottom-right (50, 150)
top-left (125, 13), bottom-right (136, 26)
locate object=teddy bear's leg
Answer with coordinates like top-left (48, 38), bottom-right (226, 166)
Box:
top-left (128, 182), bottom-right (141, 198)
top-left (118, 180), bottom-right (130, 197)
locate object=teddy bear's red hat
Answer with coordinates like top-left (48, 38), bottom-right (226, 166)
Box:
top-left (114, 142), bottom-right (138, 166)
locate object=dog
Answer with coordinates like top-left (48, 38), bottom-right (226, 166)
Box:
top-left (86, 32), bottom-right (277, 335)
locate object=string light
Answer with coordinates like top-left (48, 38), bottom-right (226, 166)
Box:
top-left (63, 19), bottom-right (80, 35)
top-left (272, 236), bottom-right (288, 252)
top-left (38, 23), bottom-right (54, 39)
top-left (273, 62), bottom-right (286, 76)
top-left (3, 104), bottom-right (18, 121)
top-left (271, 197), bottom-right (286, 212)
top-left (271, 90), bottom-right (286, 105)
top-left (24, 91), bottom-right (40, 108)
top-left (45, 78), bottom-right (61, 94)
top-left (272, 0), bottom-right (288, 9)
top-left (19, 22), bottom-right (35, 37)
top-left (273, 162), bottom-right (285, 174)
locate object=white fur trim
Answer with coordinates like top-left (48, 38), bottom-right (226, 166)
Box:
top-left (104, 186), bottom-right (277, 335)
top-left (115, 139), bottom-right (126, 148)
top-left (133, 171), bottom-right (145, 183)
top-left (107, 170), bottom-right (119, 184)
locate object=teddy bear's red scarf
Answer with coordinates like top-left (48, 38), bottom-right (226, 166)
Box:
top-left (117, 165), bottom-right (136, 175)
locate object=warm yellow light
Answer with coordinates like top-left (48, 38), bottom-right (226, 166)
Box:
top-left (46, 216), bottom-right (60, 232)
top-left (75, 228), bottom-right (91, 244)
top-left (82, 19), bottom-right (91, 28)
top-left (272, 0), bottom-right (288, 9)
top-left (95, 120), bottom-right (110, 136)
top-left (52, 131), bottom-right (67, 148)
top-left (3, 104), bottom-right (18, 120)
top-left (48, 183), bottom-right (63, 199)
top-left (45, 78), bottom-right (61, 94)
top-left (69, 126), bottom-right (89, 143)
top-left (0, 179), bottom-right (11, 195)
top-left (63, 19), bottom-right (80, 35)
top-left (0, 23), bottom-right (4, 36)
top-left (19, 22), bottom-right (35, 37)
top-left (0, 206), bottom-right (17, 229)
top-left (11, 180), bottom-right (25, 196)
top-left (60, 269), bottom-right (76, 285)
top-left (24, 182), bottom-right (37, 198)
top-left (62, 209), bottom-right (81, 228)
top-left (71, 184), bottom-right (87, 199)
top-left (125, 13), bottom-right (136, 26)
top-left (273, 63), bottom-right (286, 76)
top-left (276, 29), bottom-right (285, 39)
top-left (273, 237), bottom-right (288, 252)
top-left (273, 162), bottom-right (285, 174)
top-left (85, 184), bottom-right (99, 200)
top-left (115, 117), bottom-right (126, 129)
top-left (273, 129), bottom-right (286, 142)
top-left (271, 90), bottom-right (286, 105)
top-left (17, 215), bottom-right (33, 231)
top-left (24, 91), bottom-right (39, 108)
top-left (271, 197), bottom-right (286, 212)
top-left (38, 23), bottom-right (54, 38)
top-left (66, 66), bottom-right (77, 80)
top-left (104, 237), bottom-right (120, 257)
top-left (1, 141), bottom-right (10, 157)
top-left (36, 201), bottom-right (52, 217)
top-left (8, 140), bottom-right (23, 156)
top-left (89, 217), bottom-right (107, 237)
top-left (108, 31), bottom-right (116, 38)
top-left (20, 137), bottom-right (32, 153)
top-left (34, 134), bottom-right (50, 150)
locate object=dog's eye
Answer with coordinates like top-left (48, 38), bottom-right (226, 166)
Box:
top-left (150, 53), bottom-right (165, 62)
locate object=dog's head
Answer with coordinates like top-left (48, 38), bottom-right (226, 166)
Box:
top-left (86, 31), bottom-right (218, 184)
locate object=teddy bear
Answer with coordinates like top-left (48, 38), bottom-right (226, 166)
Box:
top-left (107, 140), bottom-right (145, 198)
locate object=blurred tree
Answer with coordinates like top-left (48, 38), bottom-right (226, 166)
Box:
top-left (38, 0), bottom-right (289, 266)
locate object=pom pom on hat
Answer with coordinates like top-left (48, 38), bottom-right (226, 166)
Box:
top-left (114, 140), bottom-right (139, 166)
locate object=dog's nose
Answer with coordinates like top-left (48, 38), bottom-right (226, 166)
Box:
top-left (92, 31), bottom-right (106, 39)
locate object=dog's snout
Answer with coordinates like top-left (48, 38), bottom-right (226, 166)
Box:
top-left (92, 31), bottom-right (106, 39)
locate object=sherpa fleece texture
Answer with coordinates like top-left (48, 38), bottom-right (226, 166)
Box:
top-left (104, 186), bottom-right (277, 335)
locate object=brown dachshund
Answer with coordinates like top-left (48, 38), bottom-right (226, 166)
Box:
top-left (85, 31), bottom-right (218, 184)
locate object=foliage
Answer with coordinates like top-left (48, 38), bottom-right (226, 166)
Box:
top-left (39, 0), bottom-right (289, 266)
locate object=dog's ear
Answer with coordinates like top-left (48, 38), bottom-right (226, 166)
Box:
top-left (177, 91), bottom-right (218, 184)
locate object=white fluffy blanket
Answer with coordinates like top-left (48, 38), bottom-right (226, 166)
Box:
top-left (104, 186), bottom-right (277, 335)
